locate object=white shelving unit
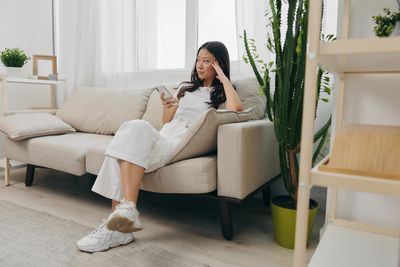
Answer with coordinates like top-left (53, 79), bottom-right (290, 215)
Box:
top-left (1, 77), bottom-right (66, 116)
top-left (293, 0), bottom-right (400, 267)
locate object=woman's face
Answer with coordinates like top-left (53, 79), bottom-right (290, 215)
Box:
top-left (196, 48), bottom-right (217, 86)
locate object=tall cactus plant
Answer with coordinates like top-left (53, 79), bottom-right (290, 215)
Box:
top-left (243, 0), bottom-right (332, 204)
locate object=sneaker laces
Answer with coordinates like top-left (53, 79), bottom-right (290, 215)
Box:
top-left (116, 201), bottom-right (136, 211)
top-left (90, 220), bottom-right (108, 238)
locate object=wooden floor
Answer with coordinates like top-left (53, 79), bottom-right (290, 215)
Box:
top-left (0, 166), bottom-right (323, 267)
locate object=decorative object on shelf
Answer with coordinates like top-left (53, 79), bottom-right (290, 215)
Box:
top-left (0, 48), bottom-right (30, 78)
top-left (32, 55), bottom-right (57, 80)
top-left (242, 0), bottom-right (333, 249)
top-left (372, 5), bottom-right (400, 37)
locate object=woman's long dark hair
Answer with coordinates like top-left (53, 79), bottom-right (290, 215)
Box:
top-left (177, 41), bottom-right (231, 109)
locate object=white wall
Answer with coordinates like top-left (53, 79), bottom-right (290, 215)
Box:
top-left (0, 0), bottom-right (54, 157)
top-left (335, 0), bottom-right (400, 229)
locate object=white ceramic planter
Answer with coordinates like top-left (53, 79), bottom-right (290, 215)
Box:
top-left (6, 67), bottom-right (24, 78)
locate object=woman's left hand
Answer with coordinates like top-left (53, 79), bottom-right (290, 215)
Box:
top-left (212, 61), bottom-right (229, 84)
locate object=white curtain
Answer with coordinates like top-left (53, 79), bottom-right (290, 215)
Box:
top-left (235, 0), bottom-right (271, 76)
top-left (57, 0), bottom-right (163, 94)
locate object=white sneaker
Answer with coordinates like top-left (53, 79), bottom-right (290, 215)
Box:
top-left (106, 201), bottom-right (143, 233)
top-left (77, 221), bottom-right (135, 253)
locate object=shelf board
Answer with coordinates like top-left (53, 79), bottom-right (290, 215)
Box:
top-left (319, 37), bottom-right (400, 73)
top-left (6, 78), bottom-right (65, 85)
top-left (311, 156), bottom-right (400, 197)
top-left (308, 224), bottom-right (400, 267)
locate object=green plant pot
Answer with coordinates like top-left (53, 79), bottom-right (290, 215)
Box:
top-left (271, 195), bottom-right (318, 249)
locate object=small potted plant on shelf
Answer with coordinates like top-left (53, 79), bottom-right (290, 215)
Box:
top-left (372, 3), bottom-right (400, 37)
top-left (242, 0), bottom-right (333, 249)
top-left (0, 48), bottom-right (30, 77)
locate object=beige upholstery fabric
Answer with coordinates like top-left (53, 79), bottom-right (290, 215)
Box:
top-left (56, 87), bottom-right (153, 134)
top-left (0, 113), bottom-right (75, 141)
top-left (141, 84), bottom-right (177, 130)
top-left (169, 107), bottom-right (256, 163)
top-left (5, 133), bottom-right (112, 176)
top-left (217, 120), bottom-right (280, 199)
top-left (232, 77), bottom-right (266, 119)
top-left (141, 89), bottom-right (164, 130)
top-left (86, 149), bottom-right (216, 194)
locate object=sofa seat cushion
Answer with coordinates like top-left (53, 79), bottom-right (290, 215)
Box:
top-left (86, 149), bottom-right (217, 194)
top-left (5, 132), bottom-right (113, 176)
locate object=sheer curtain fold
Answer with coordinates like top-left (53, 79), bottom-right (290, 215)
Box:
top-left (58, 0), bottom-right (136, 93)
top-left (235, 0), bottom-right (272, 76)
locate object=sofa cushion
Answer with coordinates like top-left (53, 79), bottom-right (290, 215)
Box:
top-left (85, 148), bottom-right (216, 194)
top-left (169, 107), bottom-right (256, 163)
top-left (141, 84), bottom-right (177, 130)
top-left (5, 132), bottom-right (112, 176)
top-left (232, 77), bottom-right (266, 119)
top-left (0, 113), bottom-right (75, 141)
top-left (56, 87), bottom-right (153, 135)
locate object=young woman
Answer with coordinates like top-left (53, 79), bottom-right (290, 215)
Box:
top-left (77, 41), bottom-right (243, 252)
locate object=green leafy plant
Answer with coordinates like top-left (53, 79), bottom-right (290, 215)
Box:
top-left (0, 48), bottom-right (30, 67)
top-left (242, 0), bottom-right (333, 206)
top-left (373, 8), bottom-right (400, 37)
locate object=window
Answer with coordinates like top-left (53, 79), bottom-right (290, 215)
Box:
top-left (198, 0), bottom-right (238, 61)
top-left (156, 0), bottom-right (186, 69)
top-left (99, 0), bottom-right (238, 72)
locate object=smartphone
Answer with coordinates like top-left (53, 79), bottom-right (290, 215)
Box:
top-left (155, 85), bottom-right (178, 104)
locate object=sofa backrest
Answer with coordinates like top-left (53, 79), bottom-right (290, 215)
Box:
top-left (56, 87), bottom-right (153, 135)
top-left (56, 77), bottom-right (265, 135)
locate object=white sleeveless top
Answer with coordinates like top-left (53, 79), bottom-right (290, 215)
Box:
top-left (158, 87), bottom-right (212, 139)
top-left (173, 86), bottom-right (212, 123)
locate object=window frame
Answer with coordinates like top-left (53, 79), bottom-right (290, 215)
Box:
top-left (130, 0), bottom-right (239, 77)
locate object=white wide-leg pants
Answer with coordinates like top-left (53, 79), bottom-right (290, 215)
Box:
top-left (92, 119), bottom-right (189, 201)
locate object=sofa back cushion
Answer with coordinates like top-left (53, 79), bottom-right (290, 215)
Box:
top-left (232, 77), bottom-right (266, 119)
top-left (56, 87), bottom-right (153, 135)
top-left (141, 84), bottom-right (177, 130)
top-left (169, 107), bottom-right (257, 163)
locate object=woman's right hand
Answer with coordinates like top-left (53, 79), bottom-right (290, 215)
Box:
top-left (160, 92), bottom-right (178, 108)
top-left (160, 92), bottom-right (179, 124)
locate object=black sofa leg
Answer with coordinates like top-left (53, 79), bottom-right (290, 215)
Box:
top-left (262, 186), bottom-right (272, 206)
top-left (25, 164), bottom-right (35, 186)
top-left (219, 200), bottom-right (233, 240)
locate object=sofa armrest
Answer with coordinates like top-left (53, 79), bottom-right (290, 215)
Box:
top-left (217, 119), bottom-right (280, 199)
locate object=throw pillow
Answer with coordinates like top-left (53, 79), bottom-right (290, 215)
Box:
top-left (0, 113), bottom-right (76, 141)
top-left (169, 107), bottom-right (256, 163)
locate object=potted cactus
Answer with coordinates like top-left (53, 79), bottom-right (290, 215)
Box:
top-left (242, 0), bottom-right (333, 249)
top-left (0, 48), bottom-right (30, 77)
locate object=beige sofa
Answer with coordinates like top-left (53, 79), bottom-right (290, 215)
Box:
top-left (3, 77), bottom-right (280, 240)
